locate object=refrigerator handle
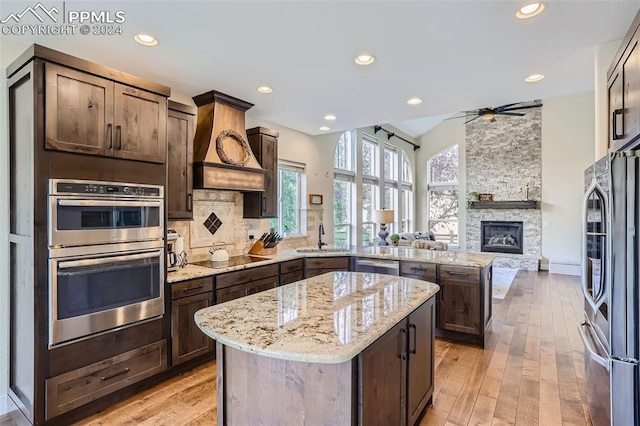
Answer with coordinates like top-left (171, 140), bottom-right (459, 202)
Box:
top-left (578, 320), bottom-right (610, 371)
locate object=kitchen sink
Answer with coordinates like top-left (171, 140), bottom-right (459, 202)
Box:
top-left (296, 247), bottom-right (349, 253)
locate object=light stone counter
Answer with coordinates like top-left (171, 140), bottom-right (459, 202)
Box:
top-left (168, 247), bottom-right (494, 283)
top-left (194, 271), bottom-right (439, 364)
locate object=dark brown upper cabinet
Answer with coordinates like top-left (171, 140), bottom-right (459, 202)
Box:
top-left (45, 62), bottom-right (167, 163)
top-left (167, 101), bottom-right (197, 220)
top-left (608, 11), bottom-right (640, 151)
top-left (243, 127), bottom-right (279, 218)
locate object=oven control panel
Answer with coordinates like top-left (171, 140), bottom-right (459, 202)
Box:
top-left (49, 179), bottom-right (163, 198)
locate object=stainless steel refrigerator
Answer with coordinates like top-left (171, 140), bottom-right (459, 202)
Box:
top-left (581, 151), bottom-right (640, 425)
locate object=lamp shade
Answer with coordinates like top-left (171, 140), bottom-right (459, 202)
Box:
top-left (373, 209), bottom-right (394, 224)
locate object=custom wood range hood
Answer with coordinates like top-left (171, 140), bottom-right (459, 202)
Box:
top-left (192, 90), bottom-right (265, 191)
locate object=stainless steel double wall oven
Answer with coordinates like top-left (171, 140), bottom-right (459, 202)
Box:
top-left (48, 179), bottom-right (165, 348)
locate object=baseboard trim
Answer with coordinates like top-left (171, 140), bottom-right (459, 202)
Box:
top-left (549, 261), bottom-right (581, 276)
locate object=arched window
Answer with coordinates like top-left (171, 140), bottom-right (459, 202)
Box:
top-left (427, 145), bottom-right (459, 244)
top-left (400, 151), bottom-right (413, 232)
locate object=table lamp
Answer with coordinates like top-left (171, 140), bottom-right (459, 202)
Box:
top-left (373, 209), bottom-right (395, 246)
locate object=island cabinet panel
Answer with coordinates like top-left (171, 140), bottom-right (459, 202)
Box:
top-left (45, 62), bottom-right (167, 163)
top-left (359, 298), bottom-right (435, 426)
top-left (170, 277), bottom-right (214, 366)
top-left (304, 256), bottom-right (350, 278)
top-left (167, 101), bottom-right (196, 220)
top-left (216, 264), bottom-right (279, 303)
top-left (279, 259), bottom-right (304, 285)
top-left (359, 321), bottom-right (406, 425)
top-left (436, 264), bottom-right (492, 347)
top-left (45, 340), bottom-right (167, 420)
top-left (219, 344), bottom-right (356, 425)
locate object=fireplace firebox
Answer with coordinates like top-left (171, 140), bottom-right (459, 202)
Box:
top-left (481, 221), bottom-right (523, 254)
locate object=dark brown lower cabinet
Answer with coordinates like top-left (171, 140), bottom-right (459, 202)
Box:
top-left (436, 264), bottom-right (492, 347)
top-left (171, 277), bottom-right (214, 366)
top-left (280, 259), bottom-right (304, 285)
top-left (45, 340), bottom-right (167, 420)
top-left (216, 264), bottom-right (279, 303)
top-left (359, 297), bottom-right (435, 425)
top-left (304, 256), bottom-right (350, 278)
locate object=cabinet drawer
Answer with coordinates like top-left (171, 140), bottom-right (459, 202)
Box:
top-left (400, 262), bottom-right (436, 278)
top-left (216, 264), bottom-right (279, 289)
top-left (280, 270), bottom-right (304, 286)
top-left (171, 277), bottom-right (214, 300)
top-left (280, 259), bottom-right (304, 274)
top-left (216, 276), bottom-right (278, 304)
top-left (305, 257), bottom-right (349, 270)
top-left (46, 340), bottom-right (167, 419)
top-left (440, 265), bottom-right (480, 281)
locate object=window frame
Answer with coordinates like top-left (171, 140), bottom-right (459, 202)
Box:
top-left (271, 160), bottom-right (305, 236)
top-left (427, 145), bottom-right (459, 246)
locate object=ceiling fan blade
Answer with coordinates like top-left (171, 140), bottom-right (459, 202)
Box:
top-left (496, 112), bottom-right (525, 116)
top-left (464, 115), bottom-right (480, 124)
top-left (494, 103), bottom-right (521, 111)
top-left (444, 115), bottom-right (466, 120)
top-left (500, 103), bottom-right (543, 112)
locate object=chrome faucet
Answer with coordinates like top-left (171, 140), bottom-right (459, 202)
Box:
top-left (318, 223), bottom-right (327, 250)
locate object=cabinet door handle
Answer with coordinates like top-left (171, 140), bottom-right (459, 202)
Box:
top-left (612, 109), bottom-right (624, 140)
top-left (183, 285), bottom-right (205, 293)
top-left (101, 368), bottom-right (130, 381)
top-left (262, 197), bottom-right (267, 212)
top-left (187, 193), bottom-right (193, 211)
top-left (440, 285), bottom-right (445, 301)
top-left (106, 123), bottom-right (113, 149)
top-left (409, 323), bottom-right (417, 354)
top-left (399, 328), bottom-right (408, 360)
top-left (116, 125), bottom-right (122, 150)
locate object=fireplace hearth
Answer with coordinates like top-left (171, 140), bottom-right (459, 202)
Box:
top-left (481, 221), bottom-right (523, 254)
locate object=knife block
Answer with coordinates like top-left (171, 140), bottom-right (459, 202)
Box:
top-left (248, 240), bottom-right (277, 256)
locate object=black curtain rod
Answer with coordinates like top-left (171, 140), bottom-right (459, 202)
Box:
top-left (373, 125), bottom-right (420, 151)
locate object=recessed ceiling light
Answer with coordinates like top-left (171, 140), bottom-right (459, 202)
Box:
top-left (324, 114), bottom-right (337, 121)
top-left (319, 126), bottom-right (331, 131)
top-left (134, 33), bottom-right (158, 46)
top-left (257, 85), bottom-right (273, 94)
top-left (355, 54), bottom-right (375, 65)
top-left (525, 73), bottom-right (545, 83)
top-left (407, 97), bottom-right (423, 105)
top-left (516, 2), bottom-right (546, 19)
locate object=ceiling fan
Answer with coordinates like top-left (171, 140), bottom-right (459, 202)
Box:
top-left (449, 102), bottom-right (543, 124)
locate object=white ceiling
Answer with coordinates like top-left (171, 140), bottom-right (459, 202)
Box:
top-left (1, 0), bottom-right (638, 138)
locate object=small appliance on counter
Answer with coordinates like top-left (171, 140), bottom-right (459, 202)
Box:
top-left (167, 230), bottom-right (187, 272)
top-left (209, 242), bottom-right (230, 262)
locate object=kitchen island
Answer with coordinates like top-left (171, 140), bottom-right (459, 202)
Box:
top-left (195, 271), bottom-right (440, 425)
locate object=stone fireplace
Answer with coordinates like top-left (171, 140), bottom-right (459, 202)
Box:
top-left (465, 100), bottom-right (542, 271)
top-left (481, 221), bottom-right (523, 254)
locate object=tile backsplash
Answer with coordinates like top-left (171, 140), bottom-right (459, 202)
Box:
top-left (168, 189), bottom-right (320, 262)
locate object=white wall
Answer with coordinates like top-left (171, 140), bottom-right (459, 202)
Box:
top-left (0, 37), bottom-right (30, 396)
top-left (415, 118), bottom-right (466, 247)
top-left (541, 92), bottom-right (595, 270)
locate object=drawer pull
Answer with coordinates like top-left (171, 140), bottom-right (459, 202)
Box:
top-left (447, 271), bottom-right (469, 277)
top-left (101, 368), bottom-right (130, 382)
top-left (410, 267), bottom-right (428, 273)
top-left (183, 285), bottom-right (205, 292)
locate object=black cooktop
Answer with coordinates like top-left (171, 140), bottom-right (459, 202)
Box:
top-left (190, 255), bottom-right (269, 269)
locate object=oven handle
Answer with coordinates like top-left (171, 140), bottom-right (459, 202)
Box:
top-left (57, 200), bottom-right (162, 208)
top-left (58, 251), bottom-right (161, 269)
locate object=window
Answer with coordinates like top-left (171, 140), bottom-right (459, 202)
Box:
top-left (400, 152), bottom-right (413, 232)
top-left (427, 145), bottom-right (459, 244)
top-left (270, 161), bottom-right (305, 235)
top-left (334, 130), bottom-right (356, 245)
top-left (333, 130), bottom-right (414, 246)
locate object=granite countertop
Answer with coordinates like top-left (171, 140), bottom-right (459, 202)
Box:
top-left (194, 271), bottom-right (439, 364)
top-left (167, 247), bottom-right (495, 283)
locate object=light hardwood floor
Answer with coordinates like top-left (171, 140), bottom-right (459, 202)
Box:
top-left (75, 270), bottom-right (590, 426)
